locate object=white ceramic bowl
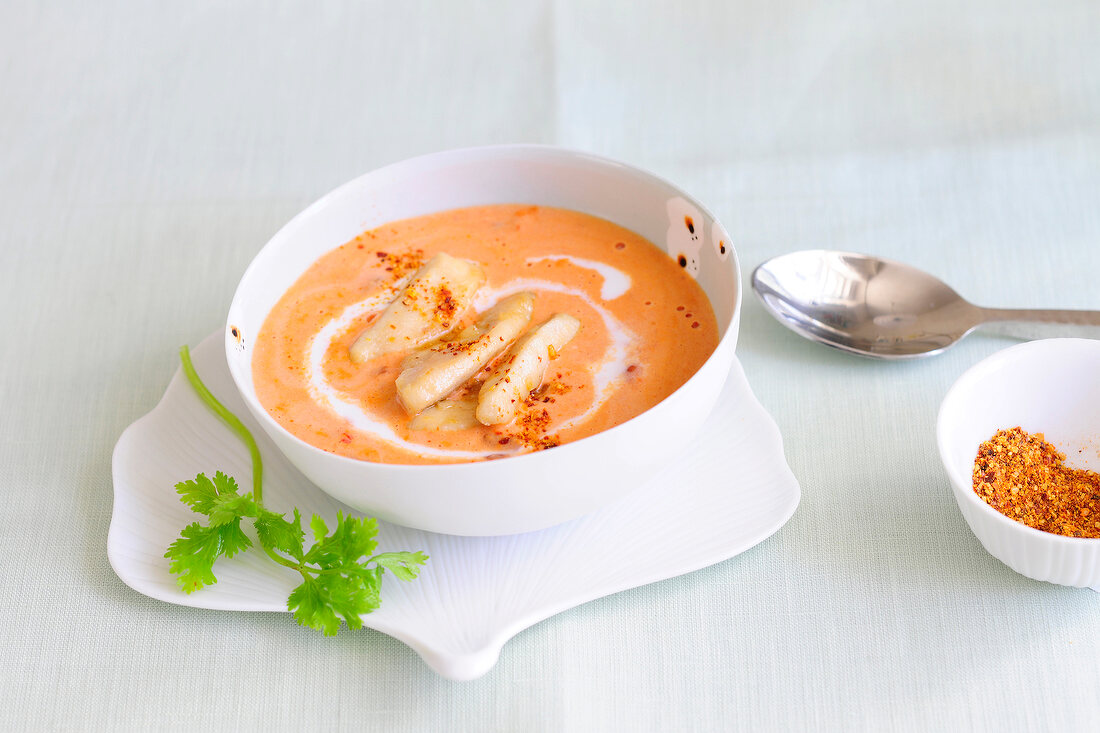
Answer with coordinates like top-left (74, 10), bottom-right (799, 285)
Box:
top-left (225, 145), bottom-right (741, 536)
top-left (937, 338), bottom-right (1100, 591)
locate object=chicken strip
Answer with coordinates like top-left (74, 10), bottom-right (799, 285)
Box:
top-left (407, 397), bottom-right (480, 431)
top-left (475, 313), bottom-right (580, 425)
top-left (349, 253), bottom-right (486, 364)
top-left (395, 292), bottom-right (535, 415)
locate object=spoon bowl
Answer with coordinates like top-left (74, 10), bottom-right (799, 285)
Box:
top-left (752, 250), bottom-right (1100, 359)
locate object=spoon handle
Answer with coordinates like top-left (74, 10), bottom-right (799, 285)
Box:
top-left (978, 307), bottom-right (1100, 341)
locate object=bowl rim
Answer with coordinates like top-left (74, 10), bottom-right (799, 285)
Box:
top-left (225, 143), bottom-right (743, 473)
top-left (936, 337), bottom-right (1100, 545)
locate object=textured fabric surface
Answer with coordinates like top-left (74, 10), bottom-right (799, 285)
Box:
top-left (2, 1), bottom-right (1099, 730)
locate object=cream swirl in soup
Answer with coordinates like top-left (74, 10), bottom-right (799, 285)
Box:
top-left (252, 204), bottom-right (718, 465)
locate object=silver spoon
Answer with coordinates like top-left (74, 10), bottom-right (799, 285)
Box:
top-left (751, 250), bottom-right (1100, 359)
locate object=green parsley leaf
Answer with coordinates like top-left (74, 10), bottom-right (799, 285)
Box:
top-left (328, 566), bottom-right (384, 625)
top-left (304, 513), bottom-right (378, 572)
top-left (288, 567), bottom-right (384, 636)
top-left (216, 520), bottom-right (253, 559)
top-left (371, 552), bottom-right (430, 582)
top-left (173, 473), bottom-right (221, 515)
top-left (255, 508), bottom-right (305, 561)
top-left (207, 493), bottom-right (258, 527)
top-left (165, 522), bottom-right (226, 593)
top-left (287, 513), bottom-right (387, 634)
top-left (174, 471), bottom-right (258, 526)
top-left (287, 575), bottom-right (342, 636)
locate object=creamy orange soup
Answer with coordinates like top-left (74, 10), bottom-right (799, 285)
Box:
top-left (252, 204), bottom-right (718, 464)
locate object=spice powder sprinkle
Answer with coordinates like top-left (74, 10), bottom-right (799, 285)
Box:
top-left (972, 427), bottom-right (1100, 539)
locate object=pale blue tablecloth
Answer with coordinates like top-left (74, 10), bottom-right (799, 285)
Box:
top-left (3, 1), bottom-right (1099, 729)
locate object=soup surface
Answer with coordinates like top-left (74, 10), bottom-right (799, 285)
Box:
top-left (252, 204), bottom-right (718, 464)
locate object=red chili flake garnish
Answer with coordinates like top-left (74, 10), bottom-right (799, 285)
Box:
top-left (614, 242), bottom-right (626, 250)
top-left (370, 248), bottom-right (425, 280)
top-left (504, 397), bottom-right (564, 452)
top-left (676, 306), bottom-right (685, 311)
top-left (540, 380), bottom-right (571, 395)
top-left (433, 285), bottom-right (457, 325)
top-left (691, 322), bottom-right (700, 329)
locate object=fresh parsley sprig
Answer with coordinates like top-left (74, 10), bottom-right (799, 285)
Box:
top-left (164, 345), bottom-right (428, 635)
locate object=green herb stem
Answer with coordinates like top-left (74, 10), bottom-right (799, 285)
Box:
top-left (179, 345), bottom-right (264, 505)
top-left (168, 344), bottom-right (427, 633)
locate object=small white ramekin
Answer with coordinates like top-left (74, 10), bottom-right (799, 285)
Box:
top-left (937, 338), bottom-right (1100, 590)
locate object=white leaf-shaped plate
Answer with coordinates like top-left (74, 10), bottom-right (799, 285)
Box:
top-left (110, 333), bottom-right (800, 680)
